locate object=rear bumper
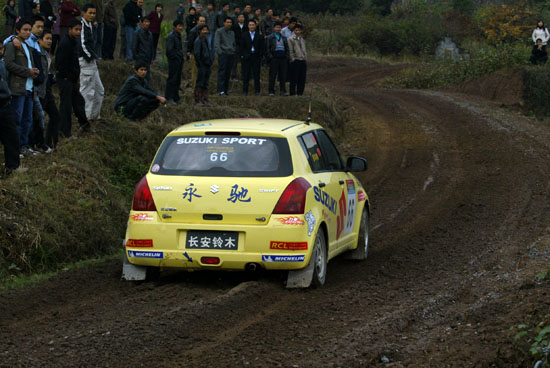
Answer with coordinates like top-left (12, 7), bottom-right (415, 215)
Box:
top-left (124, 211), bottom-right (315, 271)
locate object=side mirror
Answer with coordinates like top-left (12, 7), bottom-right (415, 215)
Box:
top-left (346, 156), bottom-right (368, 172)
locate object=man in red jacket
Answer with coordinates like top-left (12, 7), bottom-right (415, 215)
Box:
top-left (147, 3), bottom-right (163, 60)
top-left (59, 0), bottom-right (80, 39)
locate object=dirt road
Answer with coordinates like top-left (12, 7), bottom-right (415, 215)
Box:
top-left (2, 58), bottom-right (550, 367)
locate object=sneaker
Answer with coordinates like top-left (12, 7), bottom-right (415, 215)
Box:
top-left (79, 124), bottom-right (96, 134)
top-left (231, 78), bottom-right (239, 82)
top-left (219, 92), bottom-right (226, 96)
top-left (4, 166), bottom-right (28, 177)
top-left (269, 93), bottom-right (275, 97)
top-left (242, 92), bottom-right (248, 96)
top-left (168, 99), bottom-right (177, 105)
top-left (282, 92), bottom-right (289, 97)
top-left (39, 144), bottom-right (53, 154)
top-left (255, 92), bottom-right (261, 96)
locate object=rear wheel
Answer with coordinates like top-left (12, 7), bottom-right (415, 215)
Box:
top-left (311, 229), bottom-right (327, 286)
top-left (348, 207), bottom-right (369, 260)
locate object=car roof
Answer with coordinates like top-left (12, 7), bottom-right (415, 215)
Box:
top-left (169, 118), bottom-right (324, 136)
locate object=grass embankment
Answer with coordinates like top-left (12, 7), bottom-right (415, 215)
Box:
top-left (0, 60), bottom-right (351, 282)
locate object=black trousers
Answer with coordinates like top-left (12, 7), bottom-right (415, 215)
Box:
top-left (58, 78), bottom-right (88, 138)
top-left (41, 90), bottom-right (61, 148)
top-left (165, 58), bottom-right (183, 102)
top-left (31, 97), bottom-right (45, 148)
top-left (0, 100), bottom-right (21, 170)
top-left (268, 57), bottom-right (287, 94)
top-left (152, 33), bottom-right (160, 60)
top-left (196, 65), bottom-right (211, 90)
top-left (122, 95), bottom-right (160, 120)
top-left (289, 60), bottom-right (307, 96)
top-left (216, 53), bottom-right (234, 94)
top-left (242, 54), bottom-right (261, 94)
top-left (102, 25), bottom-right (117, 60)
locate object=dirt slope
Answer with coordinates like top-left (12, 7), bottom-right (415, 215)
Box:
top-left (1, 57), bottom-right (550, 367)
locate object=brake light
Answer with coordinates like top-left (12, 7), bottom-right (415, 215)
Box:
top-left (132, 176), bottom-right (157, 211)
top-left (201, 257), bottom-right (220, 265)
top-left (272, 178), bottom-right (312, 214)
top-left (126, 239), bottom-right (154, 247)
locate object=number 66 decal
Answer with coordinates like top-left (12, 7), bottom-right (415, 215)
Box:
top-left (210, 152), bottom-right (228, 162)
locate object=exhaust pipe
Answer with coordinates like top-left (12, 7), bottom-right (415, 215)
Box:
top-left (245, 263), bottom-right (258, 272)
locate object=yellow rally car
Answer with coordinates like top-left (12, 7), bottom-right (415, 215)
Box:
top-left (122, 118), bottom-right (370, 288)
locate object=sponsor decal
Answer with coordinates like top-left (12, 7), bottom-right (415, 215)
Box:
top-left (277, 216), bottom-right (305, 225)
top-left (126, 239), bottom-right (154, 247)
top-left (176, 137), bottom-right (267, 145)
top-left (153, 186), bottom-right (172, 191)
top-left (270, 241), bottom-right (308, 250)
top-left (161, 207), bottom-right (177, 212)
top-left (183, 252), bottom-right (193, 262)
top-left (183, 183), bottom-right (202, 202)
top-left (313, 187), bottom-right (337, 214)
top-left (128, 250), bottom-right (163, 258)
top-left (131, 213), bottom-right (154, 221)
top-left (259, 189), bottom-right (279, 193)
top-left (305, 210), bottom-right (316, 236)
top-left (262, 255), bottom-right (305, 263)
top-left (151, 164), bottom-right (160, 173)
top-left (227, 184), bottom-right (251, 203)
top-left (344, 180), bottom-right (357, 235)
top-left (193, 122), bottom-right (212, 127)
top-left (210, 184), bottom-right (219, 194)
top-left (358, 190), bottom-right (366, 202)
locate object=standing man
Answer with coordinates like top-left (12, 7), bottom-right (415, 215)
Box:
top-left (176, 2), bottom-right (185, 23)
top-left (288, 24), bottom-right (307, 96)
top-left (231, 6), bottom-right (240, 22)
top-left (122, 0), bottom-right (141, 62)
top-left (59, 0), bottom-right (80, 39)
top-left (114, 62), bottom-right (166, 121)
top-left (282, 17), bottom-right (297, 38)
top-left (38, 29), bottom-right (61, 149)
top-left (260, 8), bottom-right (273, 37)
top-left (240, 18), bottom-right (262, 96)
top-left (242, 4), bottom-right (252, 23)
top-left (214, 16), bottom-right (234, 96)
top-left (79, 3), bottom-right (104, 124)
top-left (0, 40), bottom-right (22, 175)
top-left (132, 16), bottom-right (153, 80)
top-left (4, 19), bottom-right (39, 154)
top-left (165, 19), bottom-right (184, 105)
top-left (231, 13), bottom-right (247, 82)
top-left (56, 19), bottom-right (90, 137)
top-left (204, 1), bottom-right (217, 57)
top-left (147, 3), bottom-right (163, 60)
top-left (193, 24), bottom-right (212, 106)
top-left (216, 3), bottom-right (229, 29)
top-left (102, 0), bottom-right (118, 60)
top-left (91, 0), bottom-right (103, 59)
top-left (266, 21), bottom-right (289, 96)
top-left (186, 15), bottom-right (206, 89)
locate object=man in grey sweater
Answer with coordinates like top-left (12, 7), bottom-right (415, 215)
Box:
top-left (214, 16), bottom-right (235, 96)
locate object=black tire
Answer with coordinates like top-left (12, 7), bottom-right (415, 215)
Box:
top-left (349, 207), bottom-right (369, 260)
top-left (145, 266), bottom-right (160, 282)
top-left (311, 229), bottom-right (328, 286)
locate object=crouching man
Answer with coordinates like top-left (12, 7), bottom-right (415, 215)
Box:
top-left (114, 62), bottom-right (166, 121)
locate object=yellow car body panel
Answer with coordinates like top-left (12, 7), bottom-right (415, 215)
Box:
top-left (125, 118), bottom-right (370, 272)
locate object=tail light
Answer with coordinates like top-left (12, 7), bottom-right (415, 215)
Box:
top-left (132, 176), bottom-right (157, 211)
top-left (272, 178), bottom-right (311, 214)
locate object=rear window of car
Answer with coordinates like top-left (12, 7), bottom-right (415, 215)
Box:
top-left (151, 135), bottom-right (293, 177)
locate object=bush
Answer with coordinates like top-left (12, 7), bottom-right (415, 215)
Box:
top-left (392, 42), bottom-right (529, 88)
top-left (523, 63), bottom-right (550, 116)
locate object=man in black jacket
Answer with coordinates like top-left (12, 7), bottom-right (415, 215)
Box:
top-left (165, 19), bottom-right (184, 105)
top-left (231, 13), bottom-right (247, 82)
top-left (266, 21), bottom-right (289, 96)
top-left (122, 0), bottom-right (141, 62)
top-left (0, 42), bottom-right (21, 175)
top-left (132, 15), bottom-right (153, 81)
top-left (56, 18), bottom-right (90, 137)
top-left (114, 62), bottom-right (166, 121)
top-left (240, 19), bottom-right (263, 96)
top-left (193, 24), bottom-right (213, 106)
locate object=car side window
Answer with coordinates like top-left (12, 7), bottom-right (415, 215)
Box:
top-left (316, 130), bottom-right (345, 171)
top-left (299, 132), bottom-right (326, 172)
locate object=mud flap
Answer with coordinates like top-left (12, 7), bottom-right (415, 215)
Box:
top-left (121, 252), bottom-right (147, 281)
top-left (286, 259), bottom-right (314, 288)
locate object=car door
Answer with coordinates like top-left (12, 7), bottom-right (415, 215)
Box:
top-left (314, 130), bottom-right (359, 251)
top-left (298, 130), bottom-right (344, 257)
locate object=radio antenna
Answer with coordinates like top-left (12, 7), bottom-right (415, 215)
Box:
top-left (305, 90), bottom-right (313, 125)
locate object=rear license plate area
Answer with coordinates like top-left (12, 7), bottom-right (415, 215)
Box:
top-left (185, 231), bottom-right (239, 250)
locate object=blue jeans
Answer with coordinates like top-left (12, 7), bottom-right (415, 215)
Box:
top-left (125, 25), bottom-right (137, 61)
top-left (11, 91), bottom-right (34, 148)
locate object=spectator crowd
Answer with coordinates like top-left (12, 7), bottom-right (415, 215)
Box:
top-left (1, 0), bottom-right (309, 177)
